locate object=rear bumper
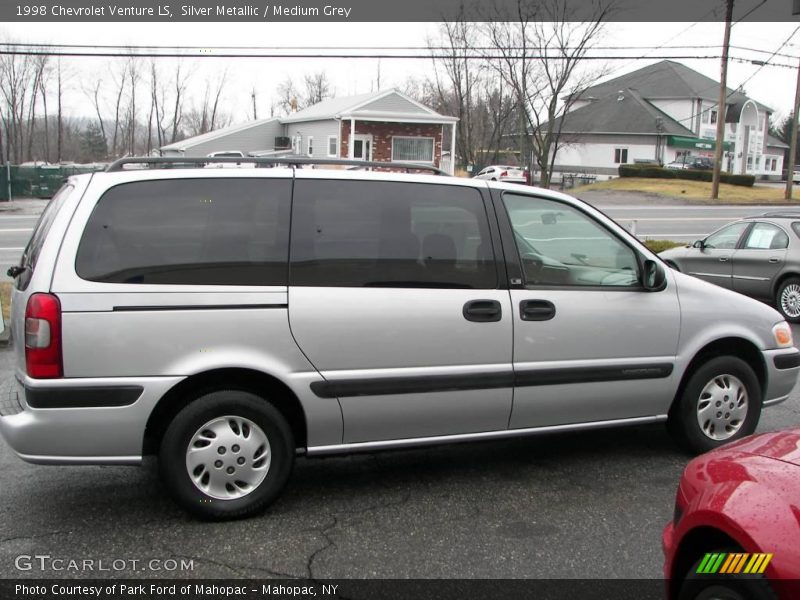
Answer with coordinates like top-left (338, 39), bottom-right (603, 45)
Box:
top-left (763, 349), bottom-right (800, 407)
top-left (0, 373), bottom-right (182, 464)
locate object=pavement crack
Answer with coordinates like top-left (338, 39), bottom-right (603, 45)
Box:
top-left (0, 529), bottom-right (75, 546)
top-left (305, 517), bottom-right (338, 580)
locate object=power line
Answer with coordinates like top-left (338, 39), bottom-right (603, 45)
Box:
top-left (0, 48), bottom-right (796, 68)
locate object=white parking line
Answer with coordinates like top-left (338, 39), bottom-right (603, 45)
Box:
top-left (0, 228), bottom-right (33, 232)
top-left (0, 247), bottom-right (24, 251)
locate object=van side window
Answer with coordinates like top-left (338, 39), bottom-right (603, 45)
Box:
top-left (290, 180), bottom-right (497, 288)
top-left (503, 193), bottom-right (639, 287)
top-left (75, 178), bottom-right (291, 285)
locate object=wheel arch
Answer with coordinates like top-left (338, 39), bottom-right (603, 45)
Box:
top-left (668, 526), bottom-right (742, 599)
top-left (671, 337), bottom-right (767, 415)
top-left (143, 368), bottom-right (308, 455)
top-left (772, 271), bottom-right (800, 299)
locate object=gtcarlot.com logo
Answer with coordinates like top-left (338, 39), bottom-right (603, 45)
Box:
top-left (696, 552), bottom-right (772, 575)
top-left (14, 555), bottom-right (194, 572)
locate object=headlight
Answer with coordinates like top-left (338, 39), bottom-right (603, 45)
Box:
top-left (773, 322), bottom-right (794, 348)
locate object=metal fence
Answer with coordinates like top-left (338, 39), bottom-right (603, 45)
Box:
top-left (0, 164), bottom-right (105, 201)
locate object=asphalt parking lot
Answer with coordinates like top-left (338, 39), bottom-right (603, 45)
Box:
top-left (1, 333), bottom-right (799, 581)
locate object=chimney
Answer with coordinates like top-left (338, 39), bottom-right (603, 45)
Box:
top-left (290, 97), bottom-right (298, 113)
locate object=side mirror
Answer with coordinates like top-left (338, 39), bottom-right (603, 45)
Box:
top-left (642, 259), bottom-right (666, 291)
top-left (692, 239), bottom-right (706, 249)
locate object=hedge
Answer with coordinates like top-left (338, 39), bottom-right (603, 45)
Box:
top-left (618, 164), bottom-right (755, 187)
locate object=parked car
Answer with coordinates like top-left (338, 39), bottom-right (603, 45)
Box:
top-left (2, 157), bottom-right (798, 520)
top-left (666, 157), bottom-right (714, 170)
top-left (660, 213), bottom-right (800, 323)
top-left (663, 427), bottom-right (800, 600)
top-left (793, 166), bottom-right (800, 184)
top-left (473, 165), bottom-right (527, 183)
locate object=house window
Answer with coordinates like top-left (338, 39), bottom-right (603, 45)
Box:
top-left (709, 110), bottom-right (718, 125)
top-left (307, 137), bottom-right (314, 156)
top-left (327, 136), bottom-right (338, 157)
top-left (392, 137), bottom-right (435, 162)
top-left (771, 158), bottom-right (777, 171)
top-left (614, 148), bottom-right (628, 164)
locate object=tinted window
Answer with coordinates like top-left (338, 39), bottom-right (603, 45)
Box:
top-left (16, 183), bottom-right (73, 290)
top-left (290, 180), bottom-right (496, 288)
top-left (503, 193), bottom-right (639, 287)
top-left (742, 223), bottom-right (789, 250)
top-left (76, 178), bottom-right (290, 285)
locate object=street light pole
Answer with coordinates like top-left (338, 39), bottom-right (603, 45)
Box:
top-left (711, 0), bottom-right (734, 200)
top-left (786, 54), bottom-right (800, 200)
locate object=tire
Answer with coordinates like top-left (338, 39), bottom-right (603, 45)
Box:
top-left (668, 356), bottom-right (761, 455)
top-left (775, 277), bottom-right (800, 323)
top-left (159, 390), bottom-right (294, 520)
top-left (678, 551), bottom-right (776, 600)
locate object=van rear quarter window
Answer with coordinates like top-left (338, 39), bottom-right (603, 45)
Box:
top-left (75, 178), bottom-right (291, 286)
top-left (16, 183), bottom-right (74, 290)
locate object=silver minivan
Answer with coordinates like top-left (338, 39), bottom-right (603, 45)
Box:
top-left (2, 159), bottom-right (798, 519)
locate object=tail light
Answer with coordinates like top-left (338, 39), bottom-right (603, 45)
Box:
top-left (25, 293), bottom-right (63, 379)
top-left (500, 171), bottom-right (508, 177)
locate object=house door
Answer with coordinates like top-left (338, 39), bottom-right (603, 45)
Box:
top-left (352, 135), bottom-right (372, 161)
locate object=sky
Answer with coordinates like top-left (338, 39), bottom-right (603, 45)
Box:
top-left (2, 21), bottom-right (797, 126)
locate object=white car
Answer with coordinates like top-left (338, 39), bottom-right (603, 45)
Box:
top-left (473, 165), bottom-right (527, 183)
top-left (793, 167), bottom-right (800, 184)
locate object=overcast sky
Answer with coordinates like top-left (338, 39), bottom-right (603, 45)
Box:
top-left (2, 21), bottom-right (797, 126)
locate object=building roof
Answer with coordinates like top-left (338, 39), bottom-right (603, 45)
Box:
top-left (767, 134), bottom-right (790, 150)
top-left (281, 88), bottom-right (456, 123)
top-left (160, 117), bottom-right (281, 152)
top-left (576, 60), bottom-right (772, 114)
top-left (557, 88), bottom-right (696, 136)
top-left (161, 89), bottom-right (456, 152)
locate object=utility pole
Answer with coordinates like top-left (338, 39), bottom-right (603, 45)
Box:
top-left (711, 0), bottom-right (734, 199)
top-left (786, 55), bottom-right (800, 200)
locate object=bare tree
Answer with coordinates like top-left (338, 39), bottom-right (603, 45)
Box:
top-left (485, 0), bottom-right (614, 187)
top-left (169, 61), bottom-right (191, 143)
top-left (303, 71), bottom-right (332, 106)
top-left (276, 76), bottom-right (301, 116)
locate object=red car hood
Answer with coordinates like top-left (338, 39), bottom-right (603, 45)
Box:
top-left (722, 428), bottom-right (800, 467)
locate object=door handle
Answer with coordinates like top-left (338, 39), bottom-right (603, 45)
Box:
top-left (718, 256), bottom-right (729, 262)
top-left (769, 257), bottom-right (781, 263)
top-left (520, 299), bottom-right (556, 321)
top-left (463, 300), bottom-right (502, 323)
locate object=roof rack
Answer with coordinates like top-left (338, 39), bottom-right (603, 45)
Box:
top-left (749, 211), bottom-right (800, 219)
top-left (105, 156), bottom-right (450, 176)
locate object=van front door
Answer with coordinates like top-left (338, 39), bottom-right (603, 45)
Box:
top-left (497, 191), bottom-right (681, 429)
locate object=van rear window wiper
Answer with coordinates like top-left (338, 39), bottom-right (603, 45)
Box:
top-left (7, 265), bottom-right (25, 278)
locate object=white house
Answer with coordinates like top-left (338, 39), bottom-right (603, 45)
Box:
top-left (160, 89), bottom-right (459, 174)
top-left (553, 61), bottom-right (785, 180)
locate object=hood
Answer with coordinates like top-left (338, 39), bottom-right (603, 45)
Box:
top-left (722, 428), bottom-right (800, 467)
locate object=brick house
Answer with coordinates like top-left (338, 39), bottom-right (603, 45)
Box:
top-left (160, 89), bottom-right (458, 174)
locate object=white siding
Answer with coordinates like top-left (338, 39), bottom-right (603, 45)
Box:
top-left (555, 135), bottom-right (659, 171)
top-left (650, 99), bottom-right (696, 133)
top-left (162, 119), bottom-right (285, 157)
top-left (291, 120), bottom-right (340, 158)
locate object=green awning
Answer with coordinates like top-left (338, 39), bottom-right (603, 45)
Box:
top-left (666, 135), bottom-right (733, 152)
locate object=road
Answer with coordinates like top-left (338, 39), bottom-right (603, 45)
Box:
top-left (0, 215), bottom-right (35, 283)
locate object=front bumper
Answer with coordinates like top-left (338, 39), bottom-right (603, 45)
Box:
top-left (762, 349), bottom-right (800, 407)
top-left (0, 372), bottom-right (182, 464)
